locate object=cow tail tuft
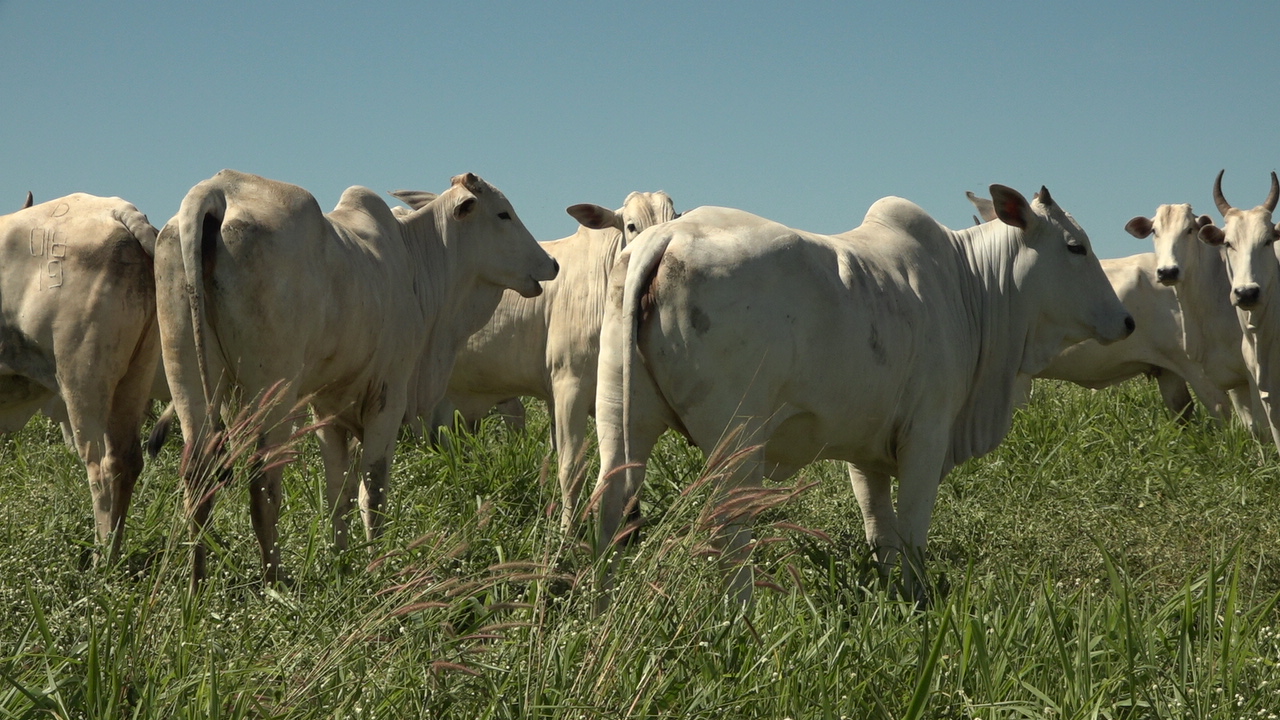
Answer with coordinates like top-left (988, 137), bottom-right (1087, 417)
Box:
top-left (146, 403), bottom-right (176, 458)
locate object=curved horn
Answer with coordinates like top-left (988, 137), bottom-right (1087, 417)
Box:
top-left (22, 191), bottom-right (33, 210)
top-left (1213, 169), bottom-right (1232, 215)
top-left (1265, 171), bottom-right (1279, 213)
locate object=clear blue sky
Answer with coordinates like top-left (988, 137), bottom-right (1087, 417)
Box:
top-left (3, 1), bottom-right (1277, 258)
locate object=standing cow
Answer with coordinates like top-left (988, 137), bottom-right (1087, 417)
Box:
top-left (1196, 170), bottom-right (1280, 450)
top-left (592, 185), bottom-right (1133, 602)
top-left (154, 169), bottom-right (558, 583)
top-left (1124, 202), bottom-right (1262, 430)
top-left (0, 193), bottom-right (160, 561)
top-left (431, 191), bottom-right (676, 533)
top-left (970, 191), bottom-right (1211, 421)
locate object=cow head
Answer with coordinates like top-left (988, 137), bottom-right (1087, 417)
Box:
top-left (1124, 204), bottom-right (1214, 286)
top-left (566, 190), bottom-right (678, 244)
top-left (438, 172), bottom-right (558, 298)
top-left (990, 184), bottom-right (1134, 358)
top-left (1197, 170), bottom-right (1280, 310)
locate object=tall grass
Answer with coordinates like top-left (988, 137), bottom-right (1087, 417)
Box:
top-left (1, 379), bottom-right (1279, 718)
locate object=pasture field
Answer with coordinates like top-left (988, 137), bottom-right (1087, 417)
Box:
top-left (2, 380), bottom-right (1280, 719)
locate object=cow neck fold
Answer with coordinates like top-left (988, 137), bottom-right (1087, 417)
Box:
top-left (1174, 242), bottom-right (1235, 366)
top-left (944, 220), bottom-right (1032, 466)
top-left (582, 228), bottom-right (628, 325)
top-left (1238, 281), bottom-right (1280, 426)
top-left (395, 206), bottom-right (508, 421)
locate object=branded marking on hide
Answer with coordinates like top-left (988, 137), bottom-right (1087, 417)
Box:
top-left (28, 226), bottom-right (66, 290)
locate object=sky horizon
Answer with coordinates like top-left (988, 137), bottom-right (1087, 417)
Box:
top-left (4, 2), bottom-right (1279, 259)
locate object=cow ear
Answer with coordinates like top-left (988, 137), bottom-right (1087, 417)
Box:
top-left (22, 191), bottom-right (33, 210)
top-left (1199, 224), bottom-right (1226, 246)
top-left (1196, 215), bottom-right (1214, 229)
top-left (566, 203), bottom-right (621, 231)
top-left (965, 191), bottom-right (997, 222)
top-left (989, 184), bottom-right (1033, 229)
top-left (388, 189), bottom-right (438, 210)
top-left (453, 194), bottom-right (477, 220)
top-left (1124, 216), bottom-right (1153, 239)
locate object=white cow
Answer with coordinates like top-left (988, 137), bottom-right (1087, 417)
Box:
top-left (1197, 170), bottom-right (1280, 450)
top-left (154, 169), bottom-right (558, 582)
top-left (593, 185), bottom-right (1133, 602)
top-left (970, 192), bottom-right (1208, 420)
top-left (0, 193), bottom-right (161, 561)
top-left (427, 191), bottom-right (676, 533)
top-left (1124, 203), bottom-right (1262, 429)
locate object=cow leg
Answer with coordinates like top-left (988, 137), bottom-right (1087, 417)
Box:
top-left (317, 424), bottom-right (359, 551)
top-left (551, 376), bottom-right (592, 535)
top-left (1010, 374), bottom-right (1034, 410)
top-left (893, 429), bottom-right (951, 604)
top-left (1155, 371), bottom-right (1195, 424)
top-left (180, 427), bottom-right (225, 585)
top-left (99, 351), bottom-right (156, 564)
top-left (357, 413), bottom-right (401, 543)
top-left (247, 423), bottom-right (290, 584)
top-left (60, 379), bottom-right (120, 563)
top-left (41, 395), bottom-right (75, 448)
top-left (495, 397), bottom-right (527, 432)
top-left (1229, 385), bottom-right (1262, 435)
top-left (72, 420), bottom-right (113, 553)
top-left (847, 463), bottom-right (898, 577)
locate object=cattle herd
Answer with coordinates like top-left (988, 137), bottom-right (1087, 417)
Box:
top-left (2, 167), bottom-right (1277, 603)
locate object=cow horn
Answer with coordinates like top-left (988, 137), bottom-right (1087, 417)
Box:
top-left (450, 172), bottom-right (483, 194)
top-left (1266, 171), bottom-right (1279, 213)
top-left (22, 191), bottom-right (33, 210)
top-left (1213, 169), bottom-right (1232, 215)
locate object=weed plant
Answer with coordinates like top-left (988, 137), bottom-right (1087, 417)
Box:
top-left (1, 379), bottom-right (1278, 718)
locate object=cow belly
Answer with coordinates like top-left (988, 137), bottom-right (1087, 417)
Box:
top-left (640, 301), bottom-right (922, 471)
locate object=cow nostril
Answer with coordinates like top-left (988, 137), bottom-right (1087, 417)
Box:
top-left (1234, 286), bottom-right (1261, 306)
top-left (1124, 315), bottom-right (1136, 335)
top-left (1156, 267), bottom-right (1180, 283)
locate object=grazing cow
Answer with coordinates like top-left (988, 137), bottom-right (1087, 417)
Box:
top-left (1197, 170), bottom-right (1280, 449)
top-left (427, 191), bottom-right (676, 533)
top-left (1125, 203), bottom-right (1263, 429)
top-left (154, 169), bottom-right (558, 582)
top-left (0, 193), bottom-right (161, 560)
top-left (593, 185), bottom-right (1133, 602)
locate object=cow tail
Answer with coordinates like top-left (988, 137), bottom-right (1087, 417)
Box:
top-left (146, 403), bottom-right (177, 458)
top-left (618, 230), bottom-right (674, 473)
top-left (112, 206), bottom-right (160, 258)
top-left (176, 182), bottom-right (227, 409)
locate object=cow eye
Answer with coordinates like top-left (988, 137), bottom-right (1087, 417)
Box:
top-left (498, 211), bottom-right (511, 220)
top-left (1067, 243), bottom-right (1087, 256)
top-left (626, 223), bottom-right (637, 233)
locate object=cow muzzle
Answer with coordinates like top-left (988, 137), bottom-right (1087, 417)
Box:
top-left (1155, 266), bottom-right (1180, 285)
top-left (1233, 284), bottom-right (1262, 309)
top-left (1095, 313), bottom-right (1136, 345)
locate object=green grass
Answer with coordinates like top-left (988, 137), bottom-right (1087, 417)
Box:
top-left (2, 379), bottom-right (1280, 718)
